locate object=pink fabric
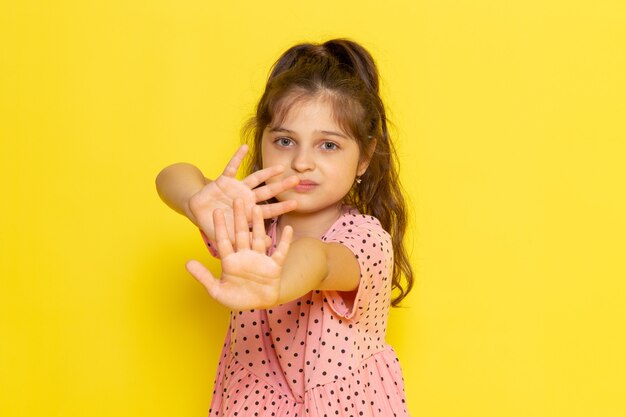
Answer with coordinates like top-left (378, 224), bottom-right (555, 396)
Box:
top-left (200, 230), bottom-right (219, 258)
top-left (205, 206), bottom-right (410, 416)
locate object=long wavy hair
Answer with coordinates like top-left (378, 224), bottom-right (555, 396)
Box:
top-left (243, 39), bottom-right (413, 306)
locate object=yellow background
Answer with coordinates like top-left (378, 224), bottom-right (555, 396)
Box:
top-left (1, 0), bottom-right (625, 416)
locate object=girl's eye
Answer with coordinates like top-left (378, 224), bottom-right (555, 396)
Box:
top-left (276, 137), bottom-right (293, 147)
top-left (321, 141), bottom-right (338, 151)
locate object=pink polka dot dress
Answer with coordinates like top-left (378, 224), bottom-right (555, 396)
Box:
top-left (203, 206), bottom-right (410, 416)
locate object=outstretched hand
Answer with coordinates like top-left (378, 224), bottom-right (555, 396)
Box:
top-left (189, 144), bottom-right (298, 243)
top-left (185, 198), bottom-right (293, 310)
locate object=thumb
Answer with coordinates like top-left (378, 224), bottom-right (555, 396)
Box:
top-left (185, 259), bottom-right (219, 295)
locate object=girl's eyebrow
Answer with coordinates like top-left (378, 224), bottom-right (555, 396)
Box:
top-left (269, 126), bottom-right (348, 139)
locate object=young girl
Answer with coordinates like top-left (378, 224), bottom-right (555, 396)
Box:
top-left (156, 39), bottom-right (414, 417)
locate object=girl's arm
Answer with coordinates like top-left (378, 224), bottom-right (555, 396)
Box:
top-left (155, 162), bottom-right (207, 226)
top-left (185, 198), bottom-right (360, 310)
top-left (276, 238), bottom-right (360, 303)
top-left (155, 145), bottom-right (299, 242)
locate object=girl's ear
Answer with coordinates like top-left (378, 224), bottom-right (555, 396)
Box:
top-left (357, 138), bottom-right (377, 176)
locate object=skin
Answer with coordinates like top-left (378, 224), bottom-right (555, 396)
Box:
top-left (155, 144), bottom-right (299, 242)
top-left (261, 96), bottom-right (369, 240)
top-left (156, 96), bottom-right (372, 310)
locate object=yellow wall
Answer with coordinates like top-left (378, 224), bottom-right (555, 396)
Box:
top-left (2, 0), bottom-right (625, 416)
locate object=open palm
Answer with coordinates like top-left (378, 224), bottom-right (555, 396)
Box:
top-left (188, 145), bottom-right (298, 243)
top-left (186, 199), bottom-right (293, 310)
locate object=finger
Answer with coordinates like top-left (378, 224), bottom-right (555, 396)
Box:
top-left (250, 205), bottom-right (266, 253)
top-left (214, 209), bottom-right (234, 257)
top-left (222, 144), bottom-right (249, 178)
top-left (241, 165), bottom-right (285, 188)
top-left (185, 259), bottom-right (220, 298)
top-left (253, 175), bottom-right (299, 202)
top-left (233, 198), bottom-right (250, 251)
top-left (260, 200), bottom-right (298, 219)
top-left (271, 225), bottom-right (293, 266)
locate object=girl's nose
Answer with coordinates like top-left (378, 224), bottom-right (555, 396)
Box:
top-left (292, 148), bottom-right (315, 172)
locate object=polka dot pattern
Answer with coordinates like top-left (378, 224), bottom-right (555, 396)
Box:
top-left (203, 206), bottom-right (410, 416)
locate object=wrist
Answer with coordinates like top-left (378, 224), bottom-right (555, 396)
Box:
top-left (183, 199), bottom-right (199, 226)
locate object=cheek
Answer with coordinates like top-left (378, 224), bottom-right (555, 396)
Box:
top-left (261, 141), bottom-right (290, 170)
top-left (261, 148), bottom-right (277, 170)
top-left (260, 141), bottom-right (272, 169)
top-left (259, 146), bottom-right (288, 183)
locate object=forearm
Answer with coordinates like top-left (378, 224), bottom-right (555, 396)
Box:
top-left (276, 238), bottom-right (359, 305)
top-left (155, 163), bottom-right (208, 225)
top-left (276, 238), bottom-right (328, 304)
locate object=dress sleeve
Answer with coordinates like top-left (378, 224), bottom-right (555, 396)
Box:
top-left (321, 213), bottom-right (393, 321)
top-left (199, 229), bottom-right (220, 258)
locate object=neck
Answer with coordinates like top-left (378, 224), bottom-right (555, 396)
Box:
top-left (278, 204), bottom-right (344, 240)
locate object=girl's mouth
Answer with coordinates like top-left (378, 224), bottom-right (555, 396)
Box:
top-left (294, 180), bottom-right (317, 192)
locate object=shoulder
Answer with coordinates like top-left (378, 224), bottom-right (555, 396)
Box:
top-left (322, 206), bottom-right (389, 243)
top-left (320, 207), bottom-right (394, 320)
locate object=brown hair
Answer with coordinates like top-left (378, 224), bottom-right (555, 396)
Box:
top-left (244, 39), bottom-right (414, 306)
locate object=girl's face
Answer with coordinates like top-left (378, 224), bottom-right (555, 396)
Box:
top-left (261, 96), bottom-right (369, 218)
